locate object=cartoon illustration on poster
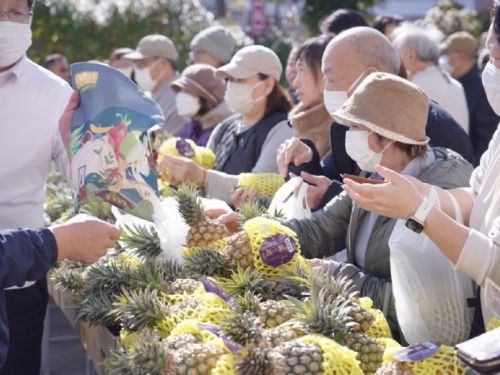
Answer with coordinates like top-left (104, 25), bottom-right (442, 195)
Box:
top-left (69, 62), bottom-right (165, 221)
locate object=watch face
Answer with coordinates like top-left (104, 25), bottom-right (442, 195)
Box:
top-left (405, 218), bottom-right (424, 233)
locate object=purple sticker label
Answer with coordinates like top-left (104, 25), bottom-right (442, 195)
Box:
top-left (197, 323), bottom-right (243, 354)
top-left (259, 234), bottom-right (297, 267)
top-left (201, 278), bottom-right (235, 305)
top-left (392, 342), bottom-right (441, 362)
top-left (176, 139), bottom-right (195, 158)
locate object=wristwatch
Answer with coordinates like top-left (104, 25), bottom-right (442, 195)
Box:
top-left (405, 198), bottom-right (434, 233)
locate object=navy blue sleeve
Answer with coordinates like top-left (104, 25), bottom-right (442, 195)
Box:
top-left (426, 101), bottom-right (475, 164)
top-left (0, 228), bottom-right (58, 289)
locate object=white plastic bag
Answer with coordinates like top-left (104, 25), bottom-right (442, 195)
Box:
top-left (268, 176), bottom-right (312, 220)
top-left (388, 188), bottom-right (475, 345)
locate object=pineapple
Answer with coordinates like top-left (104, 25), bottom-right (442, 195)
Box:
top-left (236, 344), bottom-right (278, 375)
top-left (184, 247), bottom-right (227, 277)
top-left (272, 340), bottom-right (325, 374)
top-left (292, 289), bottom-right (385, 374)
top-left (167, 278), bottom-right (204, 295)
top-left (375, 362), bottom-right (414, 375)
top-left (164, 333), bottom-right (202, 350)
top-left (220, 311), bottom-right (263, 346)
top-left (238, 173), bottom-right (285, 199)
top-left (259, 300), bottom-right (296, 328)
top-left (51, 260), bottom-right (87, 295)
top-left (223, 231), bottom-right (254, 270)
top-left (173, 343), bottom-right (225, 375)
top-left (263, 323), bottom-right (304, 347)
top-left (174, 184), bottom-right (229, 248)
top-left (120, 223), bottom-right (162, 261)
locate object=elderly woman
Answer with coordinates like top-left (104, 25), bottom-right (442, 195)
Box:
top-left (160, 45), bottom-right (293, 202)
top-left (171, 64), bottom-right (233, 147)
top-left (343, 3), bottom-right (500, 330)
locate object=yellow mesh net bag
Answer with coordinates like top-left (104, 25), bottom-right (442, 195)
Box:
top-left (183, 238), bottom-right (229, 258)
top-left (211, 353), bottom-right (238, 375)
top-left (158, 137), bottom-right (216, 181)
top-left (238, 173), bottom-right (285, 198)
top-left (382, 345), bottom-right (465, 375)
top-left (169, 320), bottom-right (228, 352)
top-left (243, 217), bottom-right (302, 280)
top-left (358, 297), bottom-right (392, 339)
top-left (296, 335), bottom-right (364, 375)
top-left (487, 316), bottom-right (500, 331)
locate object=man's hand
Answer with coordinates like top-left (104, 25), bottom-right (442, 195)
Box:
top-left (158, 154), bottom-right (206, 186)
top-left (51, 214), bottom-right (120, 264)
top-left (277, 137), bottom-right (313, 177)
top-left (301, 172), bottom-right (331, 210)
top-left (59, 90), bottom-right (80, 156)
top-left (231, 187), bottom-right (257, 208)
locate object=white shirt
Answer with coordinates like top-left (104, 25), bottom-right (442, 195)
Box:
top-left (0, 57), bottom-right (72, 230)
top-left (412, 65), bottom-right (470, 133)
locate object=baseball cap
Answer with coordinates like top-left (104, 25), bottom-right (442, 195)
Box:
top-left (214, 45), bottom-right (283, 81)
top-left (124, 34), bottom-right (179, 61)
top-left (191, 26), bottom-right (236, 64)
top-left (440, 32), bottom-right (478, 57)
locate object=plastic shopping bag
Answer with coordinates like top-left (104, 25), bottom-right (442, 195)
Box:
top-left (268, 176), bottom-right (311, 220)
top-left (69, 62), bottom-right (164, 221)
top-left (388, 188), bottom-right (475, 345)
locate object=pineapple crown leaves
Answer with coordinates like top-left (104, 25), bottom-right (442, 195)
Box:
top-left (184, 247), bottom-right (227, 278)
top-left (110, 288), bottom-right (169, 332)
top-left (236, 343), bottom-right (276, 375)
top-left (288, 288), bottom-right (357, 338)
top-left (220, 266), bottom-right (280, 300)
top-left (236, 199), bottom-right (268, 222)
top-left (105, 330), bottom-right (170, 375)
top-left (313, 274), bottom-right (359, 302)
top-left (147, 258), bottom-right (187, 283)
top-left (77, 290), bottom-right (118, 327)
top-left (174, 183), bottom-right (205, 226)
top-left (120, 223), bottom-right (162, 261)
top-left (220, 310), bottom-right (264, 346)
top-left (50, 262), bottom-right (87, 295)
top-left (235, 291), bottom-right (262, 315)
top-left (84, 259), bottom-right (138, 296)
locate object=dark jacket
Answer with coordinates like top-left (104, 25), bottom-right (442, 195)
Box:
top-left (284, 148), bottom-right (473, 339)
top-left (213, 111), bottom-right (288, 175)
top-left (457, 64), bottom-right (500, 165)
top-left (0, 228), bottom-right (57, 369)
top-left (313, 100), bottom-right (474, 208)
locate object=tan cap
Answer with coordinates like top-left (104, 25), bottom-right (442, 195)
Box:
top-left (171, 64), bottom-right (226, 106)
top-left (124, 34), bottom-right (179, 61)
top-left (214, 45), bottom-right (282, 81)
top-left (332, 72), bottom-right (430, 145)
top-left (440, 31), bottom-right (478, 56)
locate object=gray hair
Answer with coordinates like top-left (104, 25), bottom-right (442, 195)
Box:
top-left (393, 26), bottom-right (441, 64)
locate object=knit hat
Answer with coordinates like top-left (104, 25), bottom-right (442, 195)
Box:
top-left (191, 26), bottom-right (236, 64)
top-left (215, 45), bottom-right (283, 81)
top-left (440, 31), bottom-right (478, 57)
top-left (171, 64), bottom-right (226, 107)
top-left (332, 72), bottom-right (430, 145)
top-left (124, 34), bottom-right (179, 61)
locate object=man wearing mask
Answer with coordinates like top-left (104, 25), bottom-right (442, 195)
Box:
top-left (189, 25), bottom-right (236, 68)
top-left (277, 27), bottom-right (473, 211)
top-left (125, 34), bottom-right (186, 135)
top-left (43, 53), bottom-right (70, 82)
top-left (441, 31), bottom-right (500, 165)
top-left (0, 0), bottom-right (74, 373)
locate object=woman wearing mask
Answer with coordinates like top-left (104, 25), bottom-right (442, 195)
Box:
top-left (171, 64), bottom-right (233, 146)
top-left (216, 72), bottom-right (472, 338)
top-left (342, 3), bottom-right (500, 330)
top-left (160, 45), bottom-right (293, 202)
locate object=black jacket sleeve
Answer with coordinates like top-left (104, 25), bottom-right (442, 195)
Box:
top-left (0, 228), bottom-right (58, 289)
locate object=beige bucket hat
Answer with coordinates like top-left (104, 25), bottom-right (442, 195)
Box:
top-left (332, 72), bottom-right (430, 145)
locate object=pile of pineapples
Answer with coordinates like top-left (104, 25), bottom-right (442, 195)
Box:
top-left (48, 184), bottom-right (464, 375)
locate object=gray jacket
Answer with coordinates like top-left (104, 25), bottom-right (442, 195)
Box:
top-left (284, 148), bottom-right (473, 340)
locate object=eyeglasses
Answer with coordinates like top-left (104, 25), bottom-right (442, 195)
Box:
top-left (0, 10), bottom-right (33, 24)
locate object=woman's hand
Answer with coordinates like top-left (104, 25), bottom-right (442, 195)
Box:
top-left (231, 187), bottom-right (258, 208)
top-left (159, 154), bottom-right (206, 186)
top-left (342, 165), bottom-right (423, 219)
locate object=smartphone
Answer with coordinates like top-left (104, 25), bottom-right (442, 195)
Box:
top-left (341, 174), bottom-right (384, 185)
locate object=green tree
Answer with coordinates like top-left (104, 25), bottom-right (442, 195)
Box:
top-left (301, 0), bottom-right (377, 35)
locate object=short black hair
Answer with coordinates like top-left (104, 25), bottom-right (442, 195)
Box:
top-left (295, 35), bottom-right (333, 83)
top-left (494, 0), bottom-right (500, 37)
top-left (320, 8), bottom-right (368, 35)
top-left (372, 15), bottom-right (404, 35)
top-left (27, 0), bottom-right (33, 9)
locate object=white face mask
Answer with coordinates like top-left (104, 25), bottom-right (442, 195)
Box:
top-left (345, 130), bottom-right (393, 172)
top-left (176, 91), bottom-right (201, 118)
top-left (438, 55), bottom-right (453, 74)
top-left (225, 81), bottom-right (264, 115)
top-left (134, 60), bottom-right (160, 92)
top-left (323, 89), bottom-right (348, 116)
top-left (482, 61), bottom-right (500, 116)
top-left (0, 22), bottom-right (32, 68)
